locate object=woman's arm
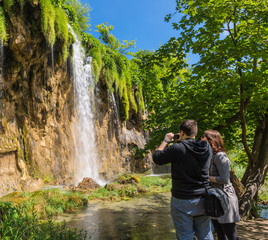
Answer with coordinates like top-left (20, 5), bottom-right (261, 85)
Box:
top-left (212, 152), bottom-right (230, 184)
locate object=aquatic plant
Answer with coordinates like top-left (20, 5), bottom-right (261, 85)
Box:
top-left (0, 201), bottom-right (88, 239)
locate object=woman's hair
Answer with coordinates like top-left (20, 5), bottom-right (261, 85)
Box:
top-left (203, 129), bottom-right (226, 154)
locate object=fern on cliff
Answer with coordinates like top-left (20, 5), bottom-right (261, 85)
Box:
top-left (40, 0), bottom-right (56, 47)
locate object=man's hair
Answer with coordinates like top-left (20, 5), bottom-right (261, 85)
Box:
top-left (179, 120), bottom-right (198, 136)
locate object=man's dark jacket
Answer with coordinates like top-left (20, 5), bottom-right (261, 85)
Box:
top-left (153, 139), bottom-right (212, 199)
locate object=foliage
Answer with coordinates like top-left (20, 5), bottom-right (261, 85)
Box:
top-left (55, 7), bottom-right (69, 61)
top-left (0, 201), bottom-right (87, 240)
top-left (65, 0), bottom-right (90, 32)
top-left (0, 188), bottom-right (88, 218)
top-left (0, 7), bottom-right (7, 41)
top-left (82, 30), bottom-right (142, 120)
top-left (3, 0), bottom-right (14, 11)
top-left (96, 23), bottom-right (136, 55)
top-left (130, 46), bottom-right (189, 150)
top-left (40, 0), bottom-right (56, 47)
top-left (141, 0), bottom-right (268, 154)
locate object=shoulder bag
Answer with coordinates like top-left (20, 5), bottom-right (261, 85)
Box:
top-left (181, 142), bottom-right (229, 217)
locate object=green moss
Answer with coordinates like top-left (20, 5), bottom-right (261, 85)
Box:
top-left (40, 0), bottom-right (56, 47)
top-left (117, 74), bottom-right (124, 99)
top-left (125, 71), bottom-right (137, 112)
top-left (0, 7), bottom-right (7, 42)
top-left (122, 84), bottom-right (129, 120)
top-left (55, 7), bottom-right (69, 61)
top-left (90, 47), bottom-right (102, 81)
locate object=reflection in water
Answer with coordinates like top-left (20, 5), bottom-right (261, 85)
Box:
top-left (57, 193), bottom-right (176, 240)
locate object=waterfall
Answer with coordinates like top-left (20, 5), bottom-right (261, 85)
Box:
top-left (71, 29), bottom-right (103, 185)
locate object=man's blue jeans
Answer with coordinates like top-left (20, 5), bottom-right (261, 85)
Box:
top-left (170, 196), bottom-right (214, 240)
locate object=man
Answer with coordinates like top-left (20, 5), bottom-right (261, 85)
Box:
top-left (153, 120), bottom-right (214, 240)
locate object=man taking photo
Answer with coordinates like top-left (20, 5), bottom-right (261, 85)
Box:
top-left (153, 119), bottom-right (214, 240)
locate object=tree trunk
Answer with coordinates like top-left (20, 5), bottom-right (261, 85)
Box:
top-left (239, 114), bottom-right (268, 217)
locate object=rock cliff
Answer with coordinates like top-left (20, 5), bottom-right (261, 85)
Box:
top-left (0, 2), bottom-right (150, 197)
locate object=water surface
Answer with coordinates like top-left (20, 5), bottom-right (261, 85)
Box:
top-left (57, 193), bottom-right (176, 240)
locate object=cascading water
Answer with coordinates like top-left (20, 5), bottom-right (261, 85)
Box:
top-left (71, 29), bottom-right (103, 185)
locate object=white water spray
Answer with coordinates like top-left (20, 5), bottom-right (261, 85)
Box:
top-left (71, 30), bottom-right (103, 185)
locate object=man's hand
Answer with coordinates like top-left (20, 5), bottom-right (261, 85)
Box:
top-left (164, 132), bottom-right (174, 142)
top-left (156, 132), bottom-right (176, 151)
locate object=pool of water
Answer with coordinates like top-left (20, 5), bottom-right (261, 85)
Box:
top-left (56, 193), bottom-right (176, 240)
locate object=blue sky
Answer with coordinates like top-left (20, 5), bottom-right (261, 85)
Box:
top-left (83, 0), bottom-right (199, 65)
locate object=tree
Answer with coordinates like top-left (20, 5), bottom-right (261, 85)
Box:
top-left (96, 23), bottom-right (136, 55)
top-left (64, 0), bottom-right (91, 32)
top-left (163, 0), bottom-right (268, 217)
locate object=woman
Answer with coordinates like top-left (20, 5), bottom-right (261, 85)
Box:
top-left (201, 129), bottom-right (240, 240)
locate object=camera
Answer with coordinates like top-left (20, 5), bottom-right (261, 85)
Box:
top-left (173, 134), bottom-right (180, 140)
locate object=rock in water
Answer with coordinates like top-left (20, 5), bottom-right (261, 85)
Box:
top-left (76, 177), bottom-right (100, 190)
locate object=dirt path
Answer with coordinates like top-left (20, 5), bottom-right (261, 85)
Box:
top-left (236, 219), bottom-right (268, 240)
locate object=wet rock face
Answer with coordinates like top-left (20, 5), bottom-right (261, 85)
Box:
top-left (0, 151), bottom-right (23, 196)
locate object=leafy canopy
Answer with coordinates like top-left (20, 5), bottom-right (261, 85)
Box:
top-left (144, 0), bottom-right (268, 150)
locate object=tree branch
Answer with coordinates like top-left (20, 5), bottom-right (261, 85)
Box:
top-left (240, 83), bottom-right (255, 167)
top-left (214, 97), bottom-right (251, 131)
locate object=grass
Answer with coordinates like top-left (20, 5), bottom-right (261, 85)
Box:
top-left (88, 173), bottom-right (172, 201)
top-left (0, 201), bottom-right (88, 240)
